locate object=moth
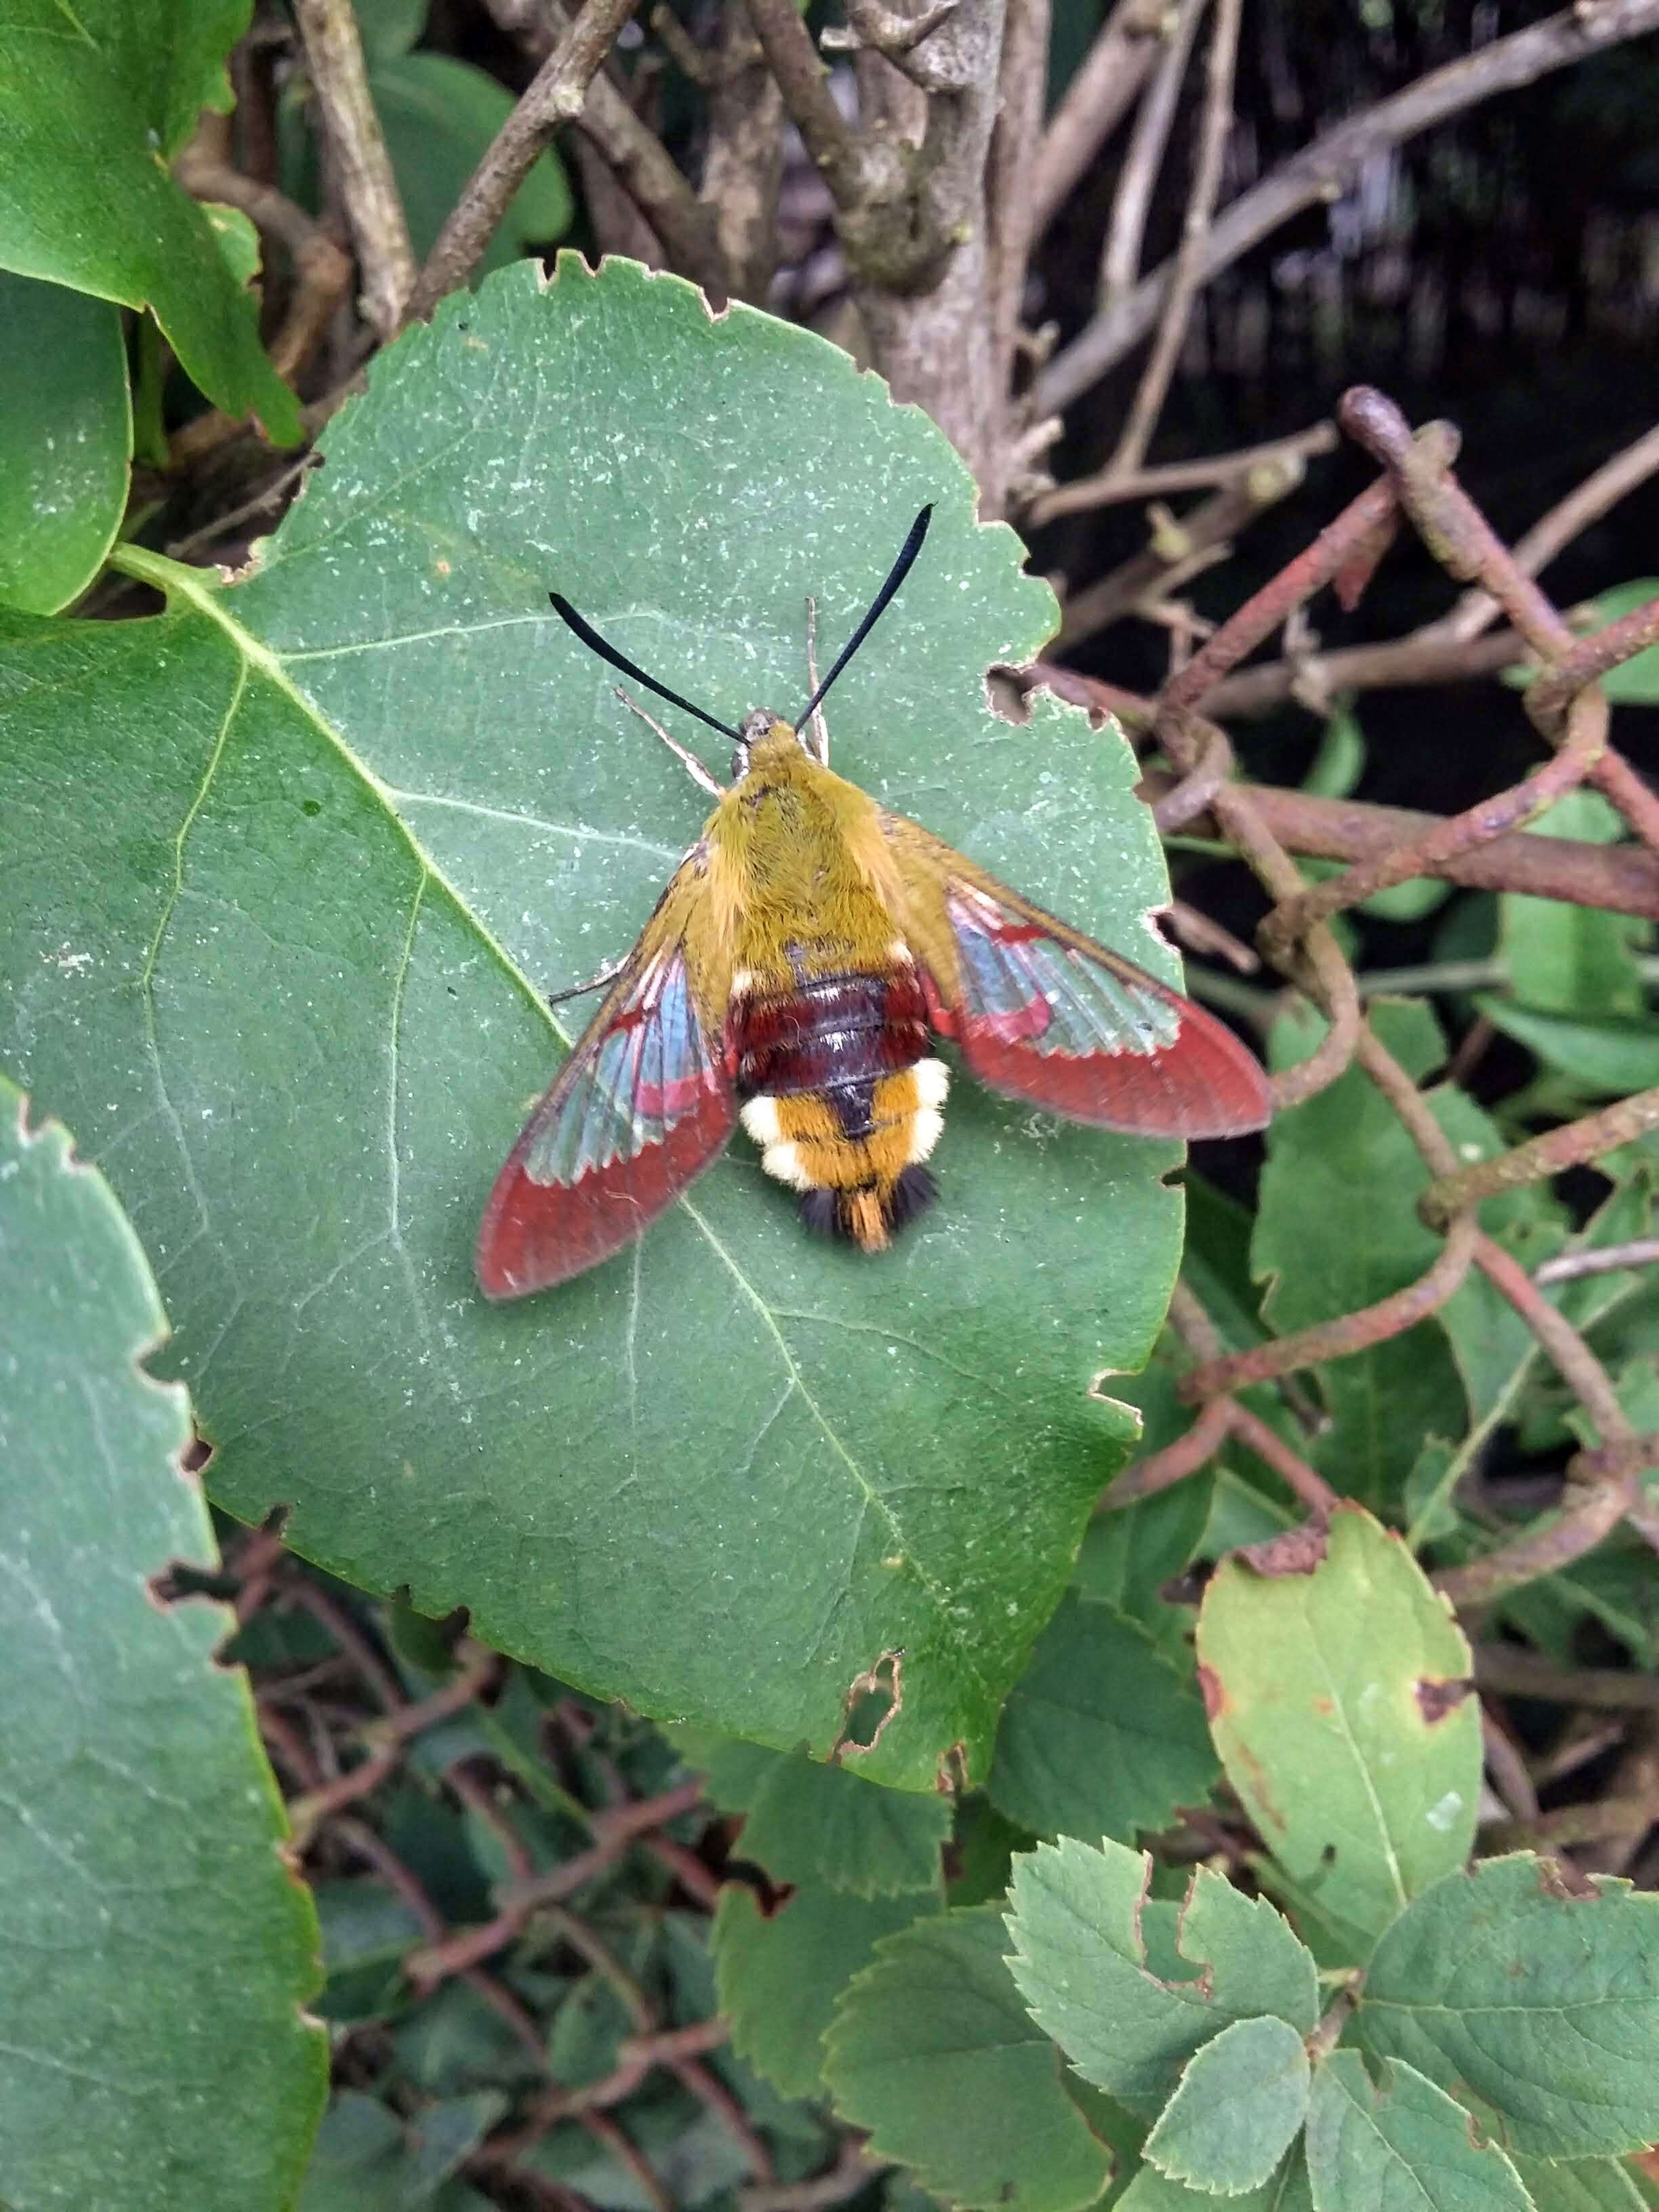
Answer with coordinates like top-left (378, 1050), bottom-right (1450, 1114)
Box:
top-left (476, 507), bottom-right (1269, 1298)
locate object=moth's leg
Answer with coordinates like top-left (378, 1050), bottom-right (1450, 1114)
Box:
top-left (804, 596), bottom-right (830, 763)
top-left (614, 685), bottom-right (725, 796)
top-left (547, 958), bottom-right (628, 1008)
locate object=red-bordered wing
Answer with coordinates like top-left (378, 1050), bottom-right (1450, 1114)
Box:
top-left (880, 811), bottom-right (1270, 1139)
top-left (476, 853), bottom-right (735, 1298)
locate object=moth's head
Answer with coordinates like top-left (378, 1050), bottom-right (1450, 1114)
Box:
top-left (731, 708), bottom-right (806, 780)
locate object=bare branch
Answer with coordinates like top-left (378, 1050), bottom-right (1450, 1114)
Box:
top-left (1056, 452), bottom-right (1306, 649)
top-left (1195, 623), bottom-right (1525, 716)
top-left (1030, 0), bottom-right (1165, 236)
top-left (743, 0), bottom-right (872, 207)
top-left (1099, 0), bottom-right (1209, 310)
top-left (291, 0), bottom-right (414, 339)
top-left (851, 0), bottom-right (1012, 500)
top-left (700, 2), bottom-right (787, 302)
top-left (1107, 0), bottom-right (1242, 474)
top-left (1040, 0), bottom-right (1659, 417)
top-left (1029, 419), bottom-right (1336, 523)
top-left (823, 0), bottom-right (963, 87)
top-left (987, 0), bottom-right (1051, 466)
top-left (407, 0), bottom-right (644, 320)
top-left (1439, 420), bottom-right (1659, 644)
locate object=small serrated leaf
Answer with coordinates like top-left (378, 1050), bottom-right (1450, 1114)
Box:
top-left (1143, 2016), bottom-right (1311, 2196)
top-left (1358, 1853), bottom-right (1659, 2158)
top-left (987, 1592), bottom-right (1218, 1843)
top-left (713, 1881), bottom-right (937, 2102)
top-left (1004, 1837), bottom-right (1318, 2116)
top-left (823, 1907), bottom-right (1115, 2211)
top-left (677, 1734), bottom-right (950, 1895)
top-left (1118, 2161), bottom-right (1315, 2211)
top-left (1305, 2052), bottom-right (1532, 2212)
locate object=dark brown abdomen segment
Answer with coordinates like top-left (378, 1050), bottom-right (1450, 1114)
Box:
top-left (731, 970), bottom-right (930, 1134)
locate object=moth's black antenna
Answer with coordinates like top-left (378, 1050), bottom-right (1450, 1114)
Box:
top-left (796, 504), bottom-right (933, 731)
top-left (550, 593), bottom-right (743, 744)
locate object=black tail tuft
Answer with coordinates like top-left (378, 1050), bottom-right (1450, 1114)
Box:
top-left (796, 1170), bottom-right (938, 1245)
top-left (888, 1165), bottom-right (938, 1230)
top-left (798, 1187), bottom-right (842, 1239)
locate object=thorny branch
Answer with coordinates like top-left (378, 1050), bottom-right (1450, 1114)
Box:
top-left (1095, 383), bottom-right (1659, 1637)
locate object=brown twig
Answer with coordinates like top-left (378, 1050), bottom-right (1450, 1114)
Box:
top-left (1420, 1089), bottom-right (1659, 1229)
top-left (738, 2142), bottom-right (886, 2212)
top-left (742, 0), bottom-right (874, 209)
top-left (1182, 623), bottom-right (1528, 717)
top-left (1440, 421), bottom-right (1659, 644)
top-left (697, 3), bottom-right (787, 302)
top-left (1475, 1644), bottom-right (1659, 1713)
top-left (1340, 386), bottom-right (1659, 855)
top-left (1258, 686), bottom-right (1611, 959)
top-left (1038, 0), bottom-right (1659, 415)
top-left (1099, 0), bottom-right (1210, 312)
top-left (848, 0), bottom-right (1012, 501)
top-left (1534, 1238), bottom-right (1659, 1288)
top-left (483, 0), bottom-right (726, 285)
top-left (1107, 0), bottom-right (1241, 476)
top-left (986, 0), bottom-right (1052, 467)
top-left (1031, 422), bottom-right (1337, 525)
top-left (173, 161), bottom-right (352, 387)
top-left (407, 0), bottom-right (645, 321)
top-left (1029, 0), bottom-right (1165, 235)
top-left (1057, 453), bottom-right (1310, 648)
top-left (291, 0), bottom-right (415, 338)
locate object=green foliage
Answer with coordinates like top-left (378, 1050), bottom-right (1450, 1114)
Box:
top-left (1142, 2015), bottom-right (1311, 2196)
top-left (8, 22), bottom-right (1659, 2199)
top-left (823, 1908), bottom-right (1119, 2211)
top-left (1005, 1837), bottom-right (1319, 2112)
top-left (1358, 1857), bottom-right (1659, 2158)
top-left (280, 0), bottom-right (572, 279)
top-left (0, 255), bottom-right (1185, 1788)
top-left (0, 1078), bottom-right (325, 2207)
top-left (680, 1734), bottom-right (952, 1895)
top-left (1195, 1505), bottom-right (1481, 1956)
top-left (0, 272), bottom-right (130, 613)
top-left (987, 1591), bottom-right (1218, 1843)
top-left (1304, 2053), bottom-right (1532, 2212)
top-left (715, 1882), bottom-right (939, 2100)
top-left (0, 0), bottom-right (298, 438)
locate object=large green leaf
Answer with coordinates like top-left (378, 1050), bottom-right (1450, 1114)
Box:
top-left (0, 1078), bottom-right (325, 2208)
top-left (1195, 1504), bottom-right (1479, 1960)
top-left (0, 0), bottom-right (298, 437)
top-left (0, 272), bottom-right (131, 613)
top-left (0, 256), bottom-right (1188, 1788)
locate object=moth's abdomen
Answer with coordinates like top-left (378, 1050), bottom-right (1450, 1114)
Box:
top-left (731, 968), bottom-right (948, 1252)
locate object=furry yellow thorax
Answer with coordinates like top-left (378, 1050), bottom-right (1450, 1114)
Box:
top-left (701, 723), bottom-right (906, 991)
